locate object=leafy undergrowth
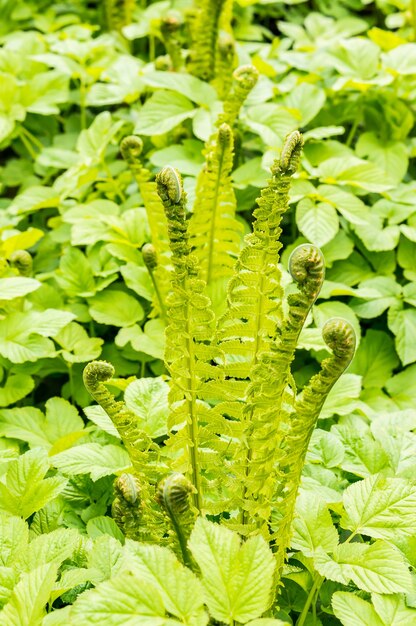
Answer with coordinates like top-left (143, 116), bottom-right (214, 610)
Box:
top-left (0, 0), bottom-right (415, 625)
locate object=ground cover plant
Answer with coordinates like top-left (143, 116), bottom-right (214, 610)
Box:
top-left (0, 0), bottom-right (416, 624)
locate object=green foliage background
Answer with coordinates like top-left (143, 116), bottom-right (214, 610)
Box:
top-left (0, 0), bottom-right (416, 624)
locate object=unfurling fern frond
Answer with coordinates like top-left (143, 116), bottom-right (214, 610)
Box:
top-left (156, 166), bottom-right (225, 513)
top-left (120, 136), bottom-right (171, 318)
top-left (213, 31), bottom-right (236, 99)
top-left (104, 0), bottom-right (135, 31)
top-left (112, 473), bottom-right (143, 540)
top-left (156, 473), bottom-right (197, 567)
top-left (187, 0), bottom-right (227, 81)
top-left (190, 123), bottom-right (242, 309)
top-left (271, 318), bottom-right (356, 577)
top-left (9, 250), bottom-right (32, 276)
top-left (160, 12), bottom-right (183, 71)
top-left (218, 65), bottom-right (259, 127)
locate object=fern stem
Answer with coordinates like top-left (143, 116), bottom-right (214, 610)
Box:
top-left (296, 574), bottom-right (324, 626)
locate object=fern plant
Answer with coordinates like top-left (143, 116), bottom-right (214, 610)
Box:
top-left (84, 131), bottom-right (356, 601)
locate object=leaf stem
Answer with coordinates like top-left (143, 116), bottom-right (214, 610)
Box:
top-left (296, 573), bottom-right (324, 626)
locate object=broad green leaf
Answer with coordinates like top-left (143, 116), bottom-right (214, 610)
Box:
top-left (51, 443), bottom-right (131, 480)
top-left (382, 43), bottom-right (416, 75)
top-left (341, 475), bottom-right (416, 541)
top-left (318, 185), bottom-right (369, 226)
top-left (0, 228), bottom-right (44, 257)
top-left (319, 374), bottom-right (362, 420)
top-left (126, 542), bottom-right (207, 625)
top-left (356, 132), bottom-right (408, 184)
top-left (332, 592), bottom-right (384, 626)
top-left (15, 528), bottom-right (80, 573)
top-left (314, 300), bottom-right (361, 344)
top-left (188, 518), bottom-right (275, 624)
top-left (325, 38), bottom-right (379, 79)
top-left (54, 322), bottom-right (103, 363)
top-left (0, 448), bottom-right (66, 519)
top-left (134, 90), bottom-right (195, 135)
top-left (77, 111), bottom-right (124, 161)
top-left (89, 290), bottom-right (144, 327)
top-left (55, 248), bottom-right (96, 298)
top-left (317, 157), bottom-right (393, 193)
top-left (70, 570), bottom-right (193, 626)
top-left (292, 493), bottom-right (339, 556)
top-left (307, 429), bottom-right (344, 468)
top-left (0, 514), bottom-right (29, 567)
top-left (372, 592), bottom-right (416, 625)
top-left (142, 71), bottom-right (217, 107)
top-left (390, 308), bottom-right (416, 366)
top-left (120, 264), bottom-right (154, 301)
top-left (284, 83), bottom-right (326, 125)
top-left (87, 535), bottom-right (124, 582)
top-left (314, 540), bottom-right (412, 593)
top-left (0, 563), bottom-right (58, 626)
top-left (8, 186), bottom-right (60, 216)
top-left (332, 423), bottom-right (389, 477)
top-left (350, 329), bottom-right (399, 388)
top-left (150, 140), bottom-right (204, 176)
top-left (386, 364), bottom-right (416, 409)
top-left (0, 374), bottom-right (34, 407)
top-left (124, 377), bottom-right (169, 438)
top-left (351, 277), bottom-right (401, 318)
top-left (83, 405), bottom-right (120, 439)
top-left (116, 319), bottom-right (165, 360)
top-left (0, 278), bottom-right (40, 300)
top-left (86, 518), bottom-right (125, 545)
top-left (296, 198), bottom-right (339, 247)
top-left (244, 104), bottom-right (298, 146)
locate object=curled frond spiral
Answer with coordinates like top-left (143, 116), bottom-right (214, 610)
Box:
top-left (218, 65), bottom-right (259, 127)
top-left (288, 243), bottom-right (325, 302)
top-left (323, 317), bottom-right (356, 364)
top-left (115, 472), bottom-right (141, 505)
top-left (112, 473), bottom-right (143, 540)
top-left (276, 131), bottom-right (304, 176)
top-left (120, 135), bottom-right (143, 162)
top-left (157, 166), bottom-right (183, 204)
top-left (9, 250), bottom-right (32, 276)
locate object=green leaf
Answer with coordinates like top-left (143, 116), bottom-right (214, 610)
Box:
top-left (372, 592), bottom-right (416, 625)
top-left (319, 374), bottom-right (362, 420)
top-left (188, 518), bottom-right (275, 624)
top-left (332, 592), bottom-right (384, 626)
top-left (15, 528), bottom-right (80, 573)
top-left (89, 290), bottom-right (144, 327)
top-left (124, 377), bottom-right (169, 438)
top-left (84, 405), bottom-right (120, 439)
top-left (55, 248), bottom-right (96, 298)
top-left (134, 91), bottom-right (195, 135)
top-left (386, 365), bottom-right (416, 409)
top-left (0, 563), bottom-right (58, 626)
top-left (390, 308), bottom-right (416, 366)
top-left (0, 514), bottom-right (29, 567)
top-left (318, 184), bottom-right (369, 226)
top-left (126, 542), bottom-right (207, 625)
top-left (244, 104), bottom-right (297, 147)
top-left (292, 493), bottom-right (339, 556)
top-left (356, 132), bottom-right (408, 184)
top-left (0, 448), bottom-right (66, 519)
top-left (0, 374), bottom-right (34, 407)
top-left (382, 43), bottom-right (416, 75)
top-left (296, 198), bottom-right (339, 247)
top-left (120, 264), bottom-right (154, 302)
top-left (51, 443), bottom-right (131, 480)
top-left (8, 186), bottom-right (60, 216)
top-left (86, 517), bottom-right (125, 544)
top-left (350, 329), bottom-right (399, 388)
top-left (317, 157), bottom-right (393, 193)
top-left (116, 319), bottom-right (165, 360)
top-left (341, 475), bottom-right (416, 541)
top-left (307, 429), bottom-right (345, 468)
top-left (332, 423), bottom-right (389, 477)
top-left (0, 278), bottom-right (40, 300)
top-left (314, 540), bottom-right (412, 593)
top-left (351, 277), bottom-right (401, 318)
top-left (142, 72), bottom-right (217, 107)
top-left (77, 111), bottom-right (124, 161)
top-left (325, 38), bottom-right (379, 79)
top-left (314, 300), bottom-right (361, 344)
top-left (284, 83), bottom-right (326, 125)
top-left (54, 322), bottom-right (103, 363)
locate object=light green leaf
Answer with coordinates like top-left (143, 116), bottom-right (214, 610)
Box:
top-left (0, 563), bottom-right (58, 626)
top-left (372, 592), bottom-right (416, 625)
top-left (8, 186), bottom-right (60, 216)
top-left (390, 308), bottom-right (416, 366)
top-left (0, 514), bottom-right (29, 567)
top-left (351, 277), bottom-right (401, 318)
top-left (134, 91), bottom-right (195, 135)
top-left (83, 405), bottom-right (120, 439)
top-left (89, 290), bottom-right (144, 327)
top-left (54, 322), bottom-right (103, 363)
top-left (319, 374), bottom-right (362, 420)
top-left (332, 423), bottom-right (389, 478)
top-left (285, 83), bottom-right (326, 125)
top-left (0, 278), bottom-right (40, 300)
top-left (325, 38), bottom-right (379, 79)
top-left (0, 448), bottom-right (66, 519)
top-left (341, 475), bottom-right (416, 541)
top-left (382, 43), bottom-right (416, 75)
top-left (142, 71), bottom-right (217, 106)
top-left (77, 111), bottom-right (124, 161)
top-left (120, 264), bottom-right (154, 302)
top-left (0, 374), bottom-right (34, 407)
top-left (87, 535), bottom-right (124, 582)
top-left (126, 542), bottom-right (207, 625)
top-left (292, 493), bottom-right (339, 556)
top-left (70, 570), bottom-right (187, 626)
top-left (332, 592), bottom-right (384, 626)
top-left (116, 319), bottom-right (165, 360)
top-left (317, 156), bottom-right (393, 193)
top-left (350, 329), bottom-right (399, 388)
top-left (318, 185), bottom-right (369, 226)
top-left (51, 443), bottom-right (131, 480)
top-left (307, 429), bottom-right (345, 468)
top-left (356, 132), bottom-right (408, 184)
top-left (15, 528), bottom-right (80, 573)
top-left (86, 518), bottom-right (125, 545)
top-left (386, 364), bottom-right (416, 409)
top-left (55, 248), bottom-right (96, 298)
top-left (296, 198), bottom-right (339, 247)
top-left (188, 518), bottom-right (275, 624)
top-left (314, 540), bottom-right (412, 593)
top-left (124, 377), bottom-right (169, 438)
top-left (244, 104), bottom-right (298, 147)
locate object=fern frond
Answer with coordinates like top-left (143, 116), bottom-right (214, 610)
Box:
top-left (160, 12), bottom-right (183, 71)
top-left (190, 123), bottom-right (242, 309)
top-left (217, 65), bottom-right (259, 127)
top-left (112, 473), bottom-right (143, 540)
top-left (187, 0), bottom-right (227, 81)
top-left (212, 31), bottom-right (236, 99)
top-left (120, 136), bottom-right (171, 318)
top-left (156, 473), bottom-right (197, 568)
top-left (156, 166), bottom-right (225, 512)
top-left (272, 318), bottom-right (356, 577)
top-left (9, 250), bottom-right (32, 276)
top-left (104, 0), bottom-right (135, 31)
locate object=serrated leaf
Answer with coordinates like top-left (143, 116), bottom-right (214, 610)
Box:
top-left (296, 198), bottom-right (339, 247)
top-left (341, 475), bottom-right (416, 541)
top-left (332, 592), bottom-right (384, 626)
top-left (87, 535), bottom-right (124, 582)
top-left (8, 186), bottom-right (60, 216)
top-left (51, 443), bottom-right (130, 480)
top-left (134, 90), bottom-right (195, 135)
top-left (124, 377), bottom-right (169, 438)
top-left (89, 290), bottom-right (144, 327)
top-left (188, 518), bottom-right (275, 624)
top-left (0, 514), bottom-right (29, 567)
top-left (314, 540), bottom-right (412, 593)
top-left (350, 329), bottom-right (399, 388)
top-left (0, 278), bottom-right (40, 300)
top-left (126, 542), bottom-right (207, 625)
top-left (372, 592), bottom-right (416, 625)
top-left (292, 493), bottom-right (339, 556)
top-left (15, 528), bottom-right (80, 573)
top-left (0, 374), bottom-right (34, 407)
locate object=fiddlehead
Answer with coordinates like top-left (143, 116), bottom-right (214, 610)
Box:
top-left (187, 0), bottom-right (227, 81)
top-left (120, 135), bottom-right (149, 184)
top-left (212, 31), bottom-right (236, 99)
top-left (156, 473), bottom-right (197, 568)
top-left (112, 473), bottom-right (143, 541)
top-left (160, 12), bottom-right (183, 71)
top-left (9, 250), bottom-right (32, 276)
top-left (217, 65), bottom-right (259, 127)
top-left (156, 167), bottom-right (223, 513)
top-left (271, 318), bottom-right (356, 579)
